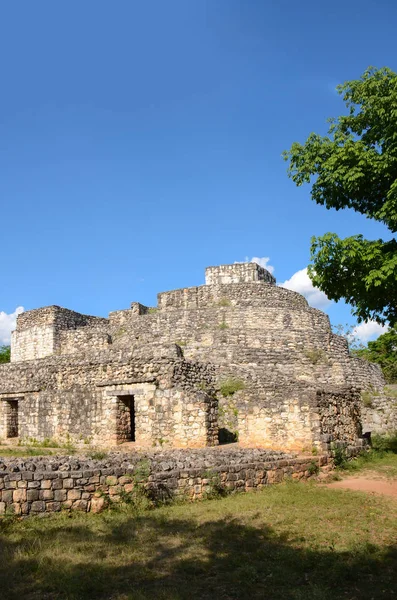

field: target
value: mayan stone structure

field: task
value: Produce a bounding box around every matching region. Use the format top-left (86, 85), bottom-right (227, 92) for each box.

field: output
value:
top-left (0, 262), bottom-right (393, 452)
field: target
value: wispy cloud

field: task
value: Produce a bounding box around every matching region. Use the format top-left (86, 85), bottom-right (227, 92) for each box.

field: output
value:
top-left (279, 268), bottom-right (330, 309)
top-left (0, 307), bottom-right (24, 344)
top-left (351, 321), bottom-right (389, 343)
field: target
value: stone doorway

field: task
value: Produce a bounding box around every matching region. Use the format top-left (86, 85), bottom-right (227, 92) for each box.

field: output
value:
top-left (5, 400), bottom-right (19, 438)
top-left (116, 395), bottom-right (135, 442)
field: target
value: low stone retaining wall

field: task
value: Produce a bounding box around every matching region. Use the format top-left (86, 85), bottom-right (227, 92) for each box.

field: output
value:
top-left (0, 448), bottom-right (330, 517)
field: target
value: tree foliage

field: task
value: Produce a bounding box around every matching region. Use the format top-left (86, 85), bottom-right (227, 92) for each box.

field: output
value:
top-left (284, 66), bottom-right (397, 326)
top-left (0, 345), bottom-right (10, 364)
top-left (355, 328), bottom-right (397, 383)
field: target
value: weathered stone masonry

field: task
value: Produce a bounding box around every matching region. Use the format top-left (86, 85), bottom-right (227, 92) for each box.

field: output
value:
top-left (0, 449), bottom-right (331, 517)
top-left (0, 262), bottom-right (394, 451)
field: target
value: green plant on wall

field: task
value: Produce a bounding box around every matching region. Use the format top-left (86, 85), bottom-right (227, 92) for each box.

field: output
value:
top-left (217, 298), bottom-right (231, 307)
top-left (361, 391), bottom-right (374, 408)
top-left (304, 349), bottom-right (327, 365)
top-left (219, 378), bottom-right (245, 397)
top-left (307, 460), bottom-right (320, 476)
top-left (113, 327), bottom-right (127, 339)
top-left (201, 469), bottom-right (227, 499)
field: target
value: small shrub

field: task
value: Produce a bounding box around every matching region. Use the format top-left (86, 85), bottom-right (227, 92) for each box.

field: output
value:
top-left (371, 433), bottom-right (397, 454)
top-left (154, 438), bottom-right (168, 447)
top-left (217, 298), bottom-right (231, 307)
top-left (331, 443), bottom-right (348, 468)
top-left (304, 348), bottom-right (327, 364)
top-left (113, 327), bottom-right (127, 339)
top-left (89, 451), bottom-right (108, 460)
top-left (361, 391), bottom-right (373, 408)
top-left (308, 460), bottom-right (319, 476)
top-left (201, 469), bottom-right (228, 499)
top-left (133, 458), bottom-right (151, 482)
top-left (22, 437), bottom-right (61, 448)
top-left (219, 378), bottom-right (245, 397)
top-left (148, 307), bottom-right (158, 314)
top-left (61, 434), bottom-right (76, 454)
top-left (42, 438), bottom-right (61, 448)
top-left (384, 385), bottom-right (397, 398)
top-left (219, 321), bottom-right (229, 330)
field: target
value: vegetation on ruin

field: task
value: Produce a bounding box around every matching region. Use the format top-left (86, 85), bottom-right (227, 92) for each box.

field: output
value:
top-left (284, 66), bottom-right (397, 327)
top-left (303, 348), bottom-right (328, 364)
top-left (355, 327), bottom-right (397, 383)
top-left (0, 345), bottom-right (10, 364)
top-left (219, 378), bottom-right (245, 397)
top-left (217, 297), bottom-right (231, 307)
top-left (361, 390), bottom-right (374, 407)
top-left (1, 456), bottom-right (397, 600)
top-left (331, 434), bottom-right (397, 474)
top-left (16, 436), bottom-right (77, 454)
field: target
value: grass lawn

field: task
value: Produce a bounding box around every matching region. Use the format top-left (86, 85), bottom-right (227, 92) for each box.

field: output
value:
top-left (1, 460), bottom-right (397, 600)
top-left (339, 449), bottom-right (397, 478)
top-left (0, 447), bottom-right (55, 457)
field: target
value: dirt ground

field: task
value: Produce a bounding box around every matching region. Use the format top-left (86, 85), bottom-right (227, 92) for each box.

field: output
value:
top-left (327, 471), bottom-right (397, 498)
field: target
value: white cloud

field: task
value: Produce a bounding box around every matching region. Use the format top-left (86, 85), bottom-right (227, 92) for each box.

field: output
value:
top-left (0, 307), bottom-right (24, 344)
top-left (351, 321), bottom-right (389, 343)
top-left (280, 268), bottom-right (330, 309)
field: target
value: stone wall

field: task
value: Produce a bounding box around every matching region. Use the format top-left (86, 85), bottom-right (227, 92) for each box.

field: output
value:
top-left (156, 282), bottom-right (307, 311)
top-left (315, 388), bottom-right (362, 446)
top-left (205, 262), bottom-right (276, 285)
top-left (12, 306), bottom-right (108, 362)
top-left (0, 345), bottom-right (218, 448)
top-left (57, 328), bottom-right (111, 356)
top-left (0, 448), bottom-right (330, 517)
top-left (361, 392), bottom-right (397, 435)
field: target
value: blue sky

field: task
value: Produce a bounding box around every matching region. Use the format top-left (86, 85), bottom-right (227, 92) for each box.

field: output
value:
top-left (1, 0), bottom-right (395, 343)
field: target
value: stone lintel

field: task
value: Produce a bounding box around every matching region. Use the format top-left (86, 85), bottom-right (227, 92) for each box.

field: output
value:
top-left (105, 389), bottom-right (145, 396)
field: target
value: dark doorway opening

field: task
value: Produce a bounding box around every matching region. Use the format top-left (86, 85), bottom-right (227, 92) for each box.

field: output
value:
top-left (218, 428), bottom-right (238, 445)
top-left (117, 395), bottom-right (135, 442)
top-left (6, 400), bottom-right (18, 438)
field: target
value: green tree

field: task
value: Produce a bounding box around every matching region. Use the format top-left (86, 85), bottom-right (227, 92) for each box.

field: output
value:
top-left (284, 66), bottom-right (397, 326)
top-left (355, 328), bottom-right (397, 383)
top-left (0, 345), bottom-right (11, 364)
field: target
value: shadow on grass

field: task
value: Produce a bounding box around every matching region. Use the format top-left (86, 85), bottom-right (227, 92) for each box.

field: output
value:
top-left (0, 512), bottom-right (396, 600)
